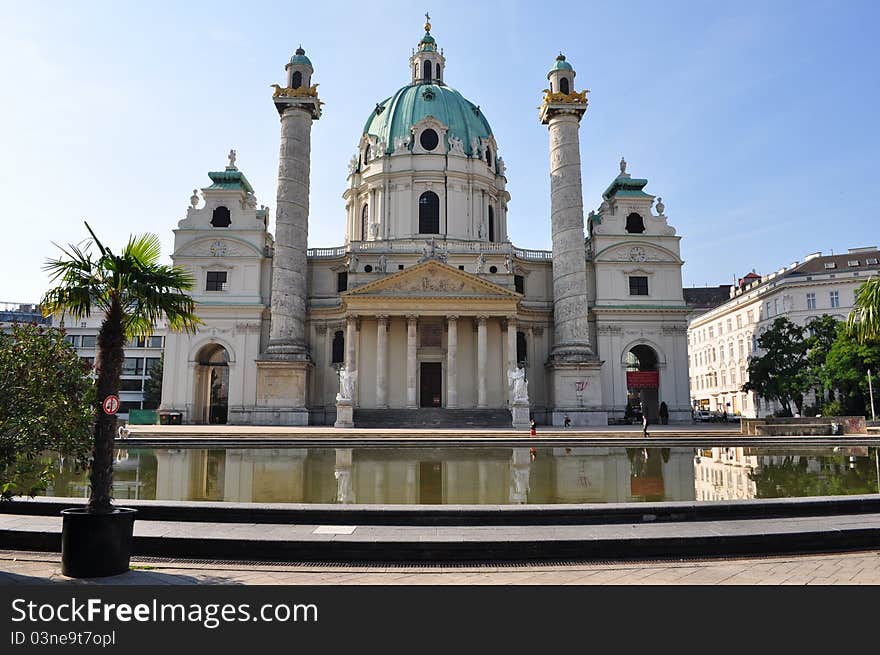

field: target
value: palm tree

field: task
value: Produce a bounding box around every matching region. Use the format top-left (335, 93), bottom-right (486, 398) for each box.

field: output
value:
top-left (42, 222), bottom-right (201, 513)
top-left (848, 276), bottom-right (880, 343)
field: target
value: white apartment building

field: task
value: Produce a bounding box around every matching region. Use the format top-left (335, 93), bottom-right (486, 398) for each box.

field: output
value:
top-left (688, 247), bottom-right (880, 417)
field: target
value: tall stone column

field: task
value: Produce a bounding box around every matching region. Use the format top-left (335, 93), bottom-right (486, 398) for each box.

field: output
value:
top-left (447, 316), bottom-right (458, 409)
top-left (477, 315), bottom-right (488, 408)
top-left (255, 50), bottom-right (322, 426)
top-left (375, 315), bottom-right (388, 408)
top-left (406, 315), bottom-right (418, 408)
top-left (539, 54), bottom-right (605, 426)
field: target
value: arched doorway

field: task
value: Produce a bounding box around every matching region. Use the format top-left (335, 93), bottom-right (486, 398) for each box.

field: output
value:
top-left (194, 343), bottom-right (229, 424)
top-left (625, 345), bottom-right (660, 423)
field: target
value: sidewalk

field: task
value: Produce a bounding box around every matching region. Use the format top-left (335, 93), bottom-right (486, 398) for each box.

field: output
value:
top-left (2, 549), bottom-right (878, 585)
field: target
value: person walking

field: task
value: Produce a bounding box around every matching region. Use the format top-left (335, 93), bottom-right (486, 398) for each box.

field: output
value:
top-left (563, 415), bottom-right (571, 429)
top-left (530, 418), bottom-right (537, 436)
top-left (642, 413), bottom-right (649, 438)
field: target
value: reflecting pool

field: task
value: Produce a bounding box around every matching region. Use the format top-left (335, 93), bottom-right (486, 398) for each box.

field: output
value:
top-left (39, 445), bottom-right (879, 505)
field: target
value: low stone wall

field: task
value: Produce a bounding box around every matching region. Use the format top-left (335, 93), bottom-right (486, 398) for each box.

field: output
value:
top-left (741, 416), bottom-right (867, 436)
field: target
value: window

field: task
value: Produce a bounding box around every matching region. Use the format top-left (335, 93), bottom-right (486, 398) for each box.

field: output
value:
top-left (361, 205), bottom-right (369, 239)
top-left (736, 314), bottom-right (742, 329)
top-left (81, 335), bottom-right (97, 348)
top-left (145, 357), bottom-right (161, 373)
top-left (717, 322), bottom-right (723, 335)
top-left (738, 340), bottom-right (744, 359)
top-left (747, 310), bottom-right (754, 323)
top-left (516, 331), bottom-right (527, 364)
top-left (64, 335), bottom-right (80, 347)
top-left (560, 77), bottom-right (570, 94)
top-left (487, 205), bottom-right (495, 242)
top-left (489, 265), bottom-right (498, 274)
top-left (708, 326), bottom-right (714, 338)
top-left (119, 378), bottom-right (143, 392)
top-left (419, 128), bottom-right (439, 151)
top-left (830, 290), bottom-right (840, 308)
top-left (436, 65), bottom-right (441, 81)
top-left (363, 143), bottom-right (371, 163)
top-left (806, 293), bottom-right (816, 310)
top-left (206, 271), bottom-right (228, 291)
top-left (766, 302), bottom-right (772, 317)
top-left (514, 274), bottom-right (524, 294)
top-left (291, 70), bottom-right (302, 89)
top-left (773, 299), bottom-right (779, 315)
top-left (824, 262), bottom-right (836, 269)
top-left (418, 191), bottom-right (440, 234)
top-left (331, 331), bottom-right (344, 364)
top-left (148, 336), bottom-right (162, 348)
top-left (625, 213), bottom-right (645, 234)
top-left (752, 334), bottom-right (758, 352)
top-left (422, 59), bottom-right (432, 81)
top-left (122, 357), bottom-right (144, 376)
top-left (721, 370), bottom-right (727, 386)
top-left (867, 258), bottom-right (879, 265)
top-left (719, 344), bottom-right (725, 362)
top-left (80, 356), bottom-right (94, 368)
top-left (485, 146), bottom-right (492, 165)
top-left (726, 318), bottom-right (732, 332)
top-left (211, 206), bottom-right (231, 228)
top-left (363, 264), bottom-right (373, 273)
top-left (848, 260), bottom-right (860, 267)
top-left (629, 276), bottom-right (649, 295)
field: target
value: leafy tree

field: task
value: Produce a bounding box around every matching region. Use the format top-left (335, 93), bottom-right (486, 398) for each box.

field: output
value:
top-left (742, 317), bottom-right (810, 415)
top-left (848, 276), bottom-right (880, 343)
top-left (41, 223), bottom-right (201, 513)
top-left (0, 323), bottom-right (94, 500)
top-left (819, 334), bottom-right (880, 416)
top-left (143, 354), bottom-right (163, 410)
top-left (804, 315), bottom-right (844, 406)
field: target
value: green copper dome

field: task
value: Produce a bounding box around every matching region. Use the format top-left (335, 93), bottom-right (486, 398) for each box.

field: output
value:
top-left (363, 83), bottom-right (493, 156)
top-left (289, 46), bottom-right (312, 67)
top-left (549, 54), bottom-right (573, 73)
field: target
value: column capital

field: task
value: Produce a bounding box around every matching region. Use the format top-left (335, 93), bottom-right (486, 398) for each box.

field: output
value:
top-left (376, 314), bottom-right (390, 325)
top-left (447, 315), bottom-right (459, 323)
top-left (476, 315), bottom-right (489, 325)
top-left (406, 314), bottom-right (419, 324)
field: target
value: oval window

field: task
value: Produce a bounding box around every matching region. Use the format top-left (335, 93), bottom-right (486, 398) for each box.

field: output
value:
top-left (420, 129), bottom-right (439, 151)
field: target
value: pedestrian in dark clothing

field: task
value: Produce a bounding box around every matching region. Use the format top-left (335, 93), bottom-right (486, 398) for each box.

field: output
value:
top-left (642, 414), bottom-right (649, 438)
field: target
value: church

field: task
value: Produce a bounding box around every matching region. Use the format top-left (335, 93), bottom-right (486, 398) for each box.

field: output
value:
top-left (159, 18), bottom-right (691, 427)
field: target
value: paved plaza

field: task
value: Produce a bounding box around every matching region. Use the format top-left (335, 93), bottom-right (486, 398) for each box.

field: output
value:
top-left (2, 549), bottom-right (879, 585)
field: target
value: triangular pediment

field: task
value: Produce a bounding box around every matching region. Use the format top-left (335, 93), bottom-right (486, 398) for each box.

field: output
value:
top-left (344, 260), bottom-right (520, 299)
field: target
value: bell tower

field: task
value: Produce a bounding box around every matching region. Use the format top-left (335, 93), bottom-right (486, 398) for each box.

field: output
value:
top-left (539, 53), bottom-right (606, 426)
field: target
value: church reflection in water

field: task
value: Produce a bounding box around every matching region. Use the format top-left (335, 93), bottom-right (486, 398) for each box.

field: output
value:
top-left (43, 446), bottom-right (877, 505)
top-left (109, 446), bottom-right (696, 505)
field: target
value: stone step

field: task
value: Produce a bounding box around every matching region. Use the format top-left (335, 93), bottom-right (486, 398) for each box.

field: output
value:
top-left (354, 408), bottom-right (512, 429)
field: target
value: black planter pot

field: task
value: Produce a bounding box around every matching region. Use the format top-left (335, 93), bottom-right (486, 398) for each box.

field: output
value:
top-left (61, 507), bottom-right (137, 578)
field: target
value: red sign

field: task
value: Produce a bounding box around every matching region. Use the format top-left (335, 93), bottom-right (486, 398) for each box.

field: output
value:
top-left (102, 395), bottom-right (120, 415)
top-left (626, 371), bottom-right (659, 389)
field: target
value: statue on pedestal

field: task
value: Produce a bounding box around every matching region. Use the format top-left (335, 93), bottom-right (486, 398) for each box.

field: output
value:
top-left (336, 366), bottom-right (357, 403)
top-left (507, 367), bottom-right (529, 404)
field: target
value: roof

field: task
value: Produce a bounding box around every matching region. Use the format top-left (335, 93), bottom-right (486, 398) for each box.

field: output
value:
top-left (289, 46), bottom-right (312, 68)
top-left (207, 169), bottom-right (254, 194)
top-left (549, 54), bottom-right (573, 73)
top-left (602, 175), bottom-right (653, 200)
top-left (683, 286), bottom-right (731, 310)
top-left (787, 251), bottom-right (880, 277)
top-left (363, 83), bottom-right (493, 157)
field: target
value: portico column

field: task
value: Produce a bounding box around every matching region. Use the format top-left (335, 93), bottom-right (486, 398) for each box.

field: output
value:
top-left (477, 315), bottom-right (488, 408)
top-left (447, 316), bottom-right (458, 409)
top-left (345, 314), bottom-right (358, 405)
top-left (506, 316), bottom-right (517, 403)
top-left (376, 315), bottom-right (389, 408)
top-left (406, 315), bottom-right (418, 408)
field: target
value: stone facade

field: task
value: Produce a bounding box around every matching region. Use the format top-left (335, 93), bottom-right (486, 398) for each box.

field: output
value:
top-left (688, 248), bottom-right (880, 417)
top-left (160, 26), bottom-right (692, 427)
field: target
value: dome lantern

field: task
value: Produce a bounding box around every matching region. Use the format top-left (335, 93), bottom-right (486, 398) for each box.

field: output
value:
top-left (409, 13), bottom-right (446, 84)
top-left (547, 53), bottom-right (576, 95)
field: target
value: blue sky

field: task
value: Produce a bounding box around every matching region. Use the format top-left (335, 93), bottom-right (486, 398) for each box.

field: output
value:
top-left (1, 0), bottom-right (878, 301)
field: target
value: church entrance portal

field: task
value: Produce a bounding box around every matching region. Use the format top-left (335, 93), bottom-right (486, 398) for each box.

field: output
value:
top-left (625, 345), bottom-right (660, 423)
top-left (420, 362), bottom-right (442, 407)
top-left (194, 343), bottom-right (229, 424)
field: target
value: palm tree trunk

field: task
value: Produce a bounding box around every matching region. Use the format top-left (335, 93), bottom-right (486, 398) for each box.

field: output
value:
top-left (89, 299), bottom-right (125, 513)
